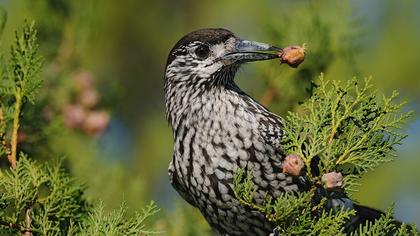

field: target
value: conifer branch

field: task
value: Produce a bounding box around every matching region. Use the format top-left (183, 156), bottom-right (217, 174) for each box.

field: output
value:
top-left (234, 75), bottom-right (415, 235)
top-left (1, 20), bottom-right (43, 169)
top-left (281, 75), bottom-right (412, 189)
top-left (0, 20), bottom-right (159, 235)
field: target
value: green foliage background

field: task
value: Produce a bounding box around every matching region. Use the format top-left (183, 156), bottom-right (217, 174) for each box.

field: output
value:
top-left (0, 0), bottom-right (419, 235)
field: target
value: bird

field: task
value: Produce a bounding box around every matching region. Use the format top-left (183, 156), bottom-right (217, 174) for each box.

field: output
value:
top-left (164, 28), bottom-right (289, 235)
top-left (163, 28), bottom-right (401, 236)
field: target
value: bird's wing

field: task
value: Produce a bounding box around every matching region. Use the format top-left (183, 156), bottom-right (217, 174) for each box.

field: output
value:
top-left (240, 94), bottom-right (284, 151)
top-left (239, 92), bottom-right (284, 151)
top-left (257, 112), bottom-right (284, 151)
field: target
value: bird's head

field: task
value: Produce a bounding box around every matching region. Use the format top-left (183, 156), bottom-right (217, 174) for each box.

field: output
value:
top-left (164, 28), bottom-right (281, 129)
top-left (164, 28), bottom-right (280, 86)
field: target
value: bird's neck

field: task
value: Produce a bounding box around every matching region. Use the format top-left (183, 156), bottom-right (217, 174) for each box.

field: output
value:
top-left (164, 68), bottom-right (240, 136)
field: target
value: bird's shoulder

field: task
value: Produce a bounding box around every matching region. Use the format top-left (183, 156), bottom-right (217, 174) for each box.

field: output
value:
top-left (255, 108), bottom-right (284, 150)
top-left (233, 90), bottom-right (284, 150)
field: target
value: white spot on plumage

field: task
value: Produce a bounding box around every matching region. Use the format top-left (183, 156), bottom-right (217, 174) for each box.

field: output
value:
top-left (215, 169), bottom-right (226, 180)
top-left (218, 183), bottom-right (228, 195)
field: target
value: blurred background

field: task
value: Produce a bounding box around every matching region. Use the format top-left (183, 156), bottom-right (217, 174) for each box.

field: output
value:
top-left (0, 0), bottom-right (419, 234)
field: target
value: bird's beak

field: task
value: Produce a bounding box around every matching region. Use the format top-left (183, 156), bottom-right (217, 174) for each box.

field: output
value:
top-left (220, 39), bottom-right (281, 65)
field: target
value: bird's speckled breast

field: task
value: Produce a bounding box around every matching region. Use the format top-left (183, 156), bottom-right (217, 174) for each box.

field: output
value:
top-left (168, 87), bottom-right (296, 236)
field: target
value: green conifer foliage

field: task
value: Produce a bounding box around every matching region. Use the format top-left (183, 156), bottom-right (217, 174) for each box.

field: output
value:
top-left (234, 75), bottom-right (417, 235)
top-left (282, 75), bottom-right (411, 191)
top-left (0, 21), bottom-right (158, 236)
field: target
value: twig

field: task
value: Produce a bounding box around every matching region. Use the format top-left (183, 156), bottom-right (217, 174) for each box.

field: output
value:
top-left (22, 206), bottom-right (33, 236)
top-left (0, 219), bottom-right (31, 234)
top-left (8, 90), bottom-right (22, 169)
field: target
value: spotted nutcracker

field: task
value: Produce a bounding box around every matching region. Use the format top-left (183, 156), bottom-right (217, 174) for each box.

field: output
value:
top-left (163, 28), bottom-right (386, 236)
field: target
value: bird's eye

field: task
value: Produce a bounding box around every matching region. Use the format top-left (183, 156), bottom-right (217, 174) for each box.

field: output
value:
top-left (194, 45), bottom-right (210, 59)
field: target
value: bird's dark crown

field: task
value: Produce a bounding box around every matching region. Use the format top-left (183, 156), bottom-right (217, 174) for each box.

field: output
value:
top-left (166, 28), bottom-right (235, 66)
